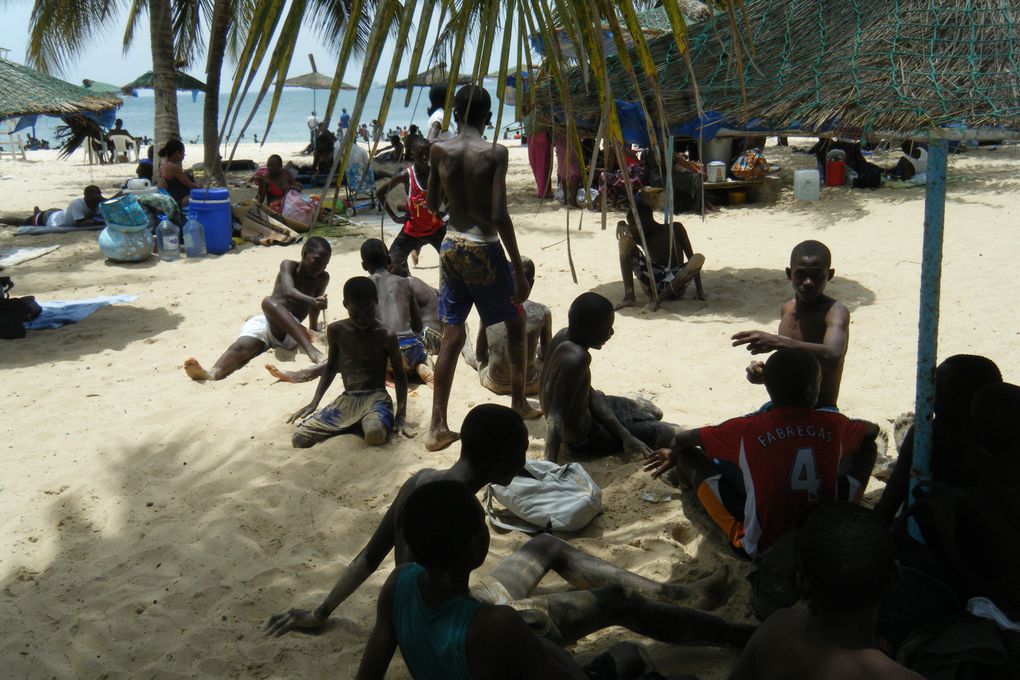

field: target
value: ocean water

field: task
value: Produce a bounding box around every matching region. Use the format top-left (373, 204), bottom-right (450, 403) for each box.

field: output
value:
top-left (29, 81), bottom-right (517, 147)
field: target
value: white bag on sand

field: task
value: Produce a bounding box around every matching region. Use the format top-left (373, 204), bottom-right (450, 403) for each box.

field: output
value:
top-left (486, 459), bottom-right (603, 533)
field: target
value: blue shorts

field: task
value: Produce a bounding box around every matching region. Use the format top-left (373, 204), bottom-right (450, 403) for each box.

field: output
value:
top-left (397, 331), bottom-right (427, 369)
top-left (438, 235), bottom-right (521, 327)
top-left (295, 389), bottom-right (394, 444)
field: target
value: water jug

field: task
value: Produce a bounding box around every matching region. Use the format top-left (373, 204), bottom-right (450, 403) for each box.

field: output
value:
top-left (183, 214), bottom-right (207, 258)
top-left (794, 169), bottom-right (821, 201)
top-left (156, 216), bottom-right (180, 261)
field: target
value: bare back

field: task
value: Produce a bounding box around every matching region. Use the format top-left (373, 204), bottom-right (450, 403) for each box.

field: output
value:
top-left (370, 271), bottom-right (416, 334)
top-left (408, 277), bottom-right (439, 328)
top-left (430, 136), bottom-right (507, 239)
top-left (778, 296), bottom-right (849, 407)
top-left (540, 329), bottom-right (594, 444)
top-left (485, 300), bottom-right (550, 384)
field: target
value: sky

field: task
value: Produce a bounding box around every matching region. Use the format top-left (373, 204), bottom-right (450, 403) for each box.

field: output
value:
top-left (0, 2), bottom-right (502, 91)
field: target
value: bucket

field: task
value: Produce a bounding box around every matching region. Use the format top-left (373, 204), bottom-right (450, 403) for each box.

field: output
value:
top-left (189, 188), bottom-right (232, 254)
top-left (794, 169), bottom-right (820, 200)
top-left (825, 160), bottom-right (846, 187)
top-left (707, 161), bottom-right (727, 183)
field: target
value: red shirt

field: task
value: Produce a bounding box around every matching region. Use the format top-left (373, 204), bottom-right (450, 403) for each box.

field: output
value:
top-left (403, 167), bottom-right (445, 238)
top-left (699, 406), bottom-right (870, 555)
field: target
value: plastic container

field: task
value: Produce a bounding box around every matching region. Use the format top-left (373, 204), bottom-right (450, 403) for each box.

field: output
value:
top-left (189, 188), bottom-right (232, 255)
top-left (184, 214), bottom-right (207, 258)
top-left (99, 194), bottom-right (148, 227)
top-left (824, 159), bottom-right (846, 187)
top-left (703, 136), bottom-right (731, 164)
top-left (794, 168), bottom-right (821, 200)
top-left (98, 222), bottom-right (153, 262)
top-left (156, 216), bottom-right (180, 261)
top-left (706, 161), bottom-right (727, 183)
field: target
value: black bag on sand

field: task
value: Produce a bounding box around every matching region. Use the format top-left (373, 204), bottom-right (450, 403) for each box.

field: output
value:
top-left (0, 276), bottom-right (42, 339)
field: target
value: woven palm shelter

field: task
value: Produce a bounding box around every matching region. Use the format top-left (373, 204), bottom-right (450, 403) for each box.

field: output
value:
top-left (394, 62), bottom-right (473, 89)
top-left (284, 72), bottom-right (355, 91)
top-left (122, 70), bottom-right (206, 93)
top-left (541, 0), bottom-right (1020, 138)
top-left (0, 58), bottom-right (121, 120)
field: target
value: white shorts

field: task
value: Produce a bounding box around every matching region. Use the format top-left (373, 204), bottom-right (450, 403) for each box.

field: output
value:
top-left (237, 315), bottom-right (298, 350)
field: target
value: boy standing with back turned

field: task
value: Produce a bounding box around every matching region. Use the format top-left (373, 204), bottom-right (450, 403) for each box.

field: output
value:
top-left (424, 85), bottom-right (539, 451)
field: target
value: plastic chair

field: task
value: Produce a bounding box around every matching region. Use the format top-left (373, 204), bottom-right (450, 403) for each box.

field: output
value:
top-left (343, 163), bottom-right (377, 215)
top-left (111, 135), bottom-right (138, 163)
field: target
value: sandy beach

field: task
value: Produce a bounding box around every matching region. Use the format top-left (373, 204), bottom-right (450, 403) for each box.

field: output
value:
top-left (2, 140), bottom-right (1019, 678)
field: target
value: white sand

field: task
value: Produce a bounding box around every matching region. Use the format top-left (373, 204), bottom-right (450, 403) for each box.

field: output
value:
top-left (1, 140), bottom-right (1019, 678)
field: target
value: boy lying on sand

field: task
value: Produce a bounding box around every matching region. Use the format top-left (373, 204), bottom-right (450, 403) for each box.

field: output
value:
top-left (184, 237), bottom-right (330, 381)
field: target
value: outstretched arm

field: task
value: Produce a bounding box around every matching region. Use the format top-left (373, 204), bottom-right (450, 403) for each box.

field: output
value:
top-left (288, 327), bottom-right (340, 422)
top-left (354, 569), bottom-right (400, 680)
top-left (589, 390), bottom-right (651, 459)
top-left (277, 261), bottom-right (326, 310)
top-left (426, 146), bottom-right (444, 214)
top-left (732, 305), bottom-right (849, 368)
top-left (376, 171), bottom-right (409, 223)
top-left (491, 147), bottom-right (529, 304)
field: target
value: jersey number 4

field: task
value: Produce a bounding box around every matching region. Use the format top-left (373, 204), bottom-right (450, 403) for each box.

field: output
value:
top-left (789, 447), bottom-right (821, 501)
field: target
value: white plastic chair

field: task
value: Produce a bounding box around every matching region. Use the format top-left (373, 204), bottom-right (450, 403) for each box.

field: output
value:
top-left (111, 135), bottom-right (138, 163)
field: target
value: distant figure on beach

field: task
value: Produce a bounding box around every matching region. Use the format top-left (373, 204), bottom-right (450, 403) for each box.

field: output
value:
top-left (616, 187), bottom-right (705, 310)
top-left (464, 256), bottom-right (551, 397)
top-left (541, 292), bottom-right (675, 462)
top-left (376, 136), bottom-right (446, 267)
top-left (729, 503), bottom-right (923, 680)
top-left (426, 84), bottom-right (454, 143)
top-left (732, 240), bottom-right (850, 410)
top-left (23, 185), bottom-right (106, 228)
top-left (157, 139), bottom-right (199, 210)
top-left (646, 349), bottom-right (879, 557)
top-left (105, 118), bottom-right (136, 160)
top-left (424, 85), bottom-right (538, 451)
top-left (339, 108), bottom-right (351, 137)
top-left (287, 276), bottom-right (408, 448)
top-left (307, 111), bottom-right (320, 149)
top-left (183, 238), bottom-right (331, 381)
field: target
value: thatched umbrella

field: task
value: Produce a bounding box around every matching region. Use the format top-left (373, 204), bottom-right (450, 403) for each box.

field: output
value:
top-left (0, 57), bottom-right (122, 120)
top-left (122, 70), bottom-right (206, 94)
top-left (394, 62), bottom-right (473, 89)
top-left (284, 71), bottom-right (355, 115)
top-left (82, 79), bottom-right (124, 95)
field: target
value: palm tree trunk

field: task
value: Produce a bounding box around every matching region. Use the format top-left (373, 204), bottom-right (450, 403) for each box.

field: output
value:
top-left (149, 0), bottom-right (180, 165)
top-left (202, 0), bottom-right (231, 186)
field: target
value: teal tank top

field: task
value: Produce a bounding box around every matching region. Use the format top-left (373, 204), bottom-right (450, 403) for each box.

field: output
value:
top-left (393, 563), bottom-right (482, 680)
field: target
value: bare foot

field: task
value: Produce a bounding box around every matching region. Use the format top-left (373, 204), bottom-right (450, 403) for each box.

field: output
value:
top-left (416, 364), bottom-right (435, 389)
top-left (184, 357), bottom-right (215, 381)
top-left (614, 296), bottom-right (639, 311)
top-left (513, 401), bottom-right (543, 420)
top-left (424, 427), bottom-right (460, 452)
top-left (411, 249), bottom-right (420, 266)
top-left (265, 364), bottom-right (297, 383)
top-left (690, 563), bottom-right (734, 610)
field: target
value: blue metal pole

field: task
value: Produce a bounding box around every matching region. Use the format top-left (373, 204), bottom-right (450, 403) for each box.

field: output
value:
top-left (664, 135), bottom-right (674, 255)
top-left (908, 137), bottom-right (949, 536)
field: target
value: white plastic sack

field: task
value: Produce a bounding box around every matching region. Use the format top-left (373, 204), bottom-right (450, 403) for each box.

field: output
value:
top-left (486, 459), bottom-right (603, 533)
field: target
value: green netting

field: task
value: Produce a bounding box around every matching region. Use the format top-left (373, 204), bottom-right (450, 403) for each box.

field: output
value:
top-left (539, 0), bottom-right (1020, 136)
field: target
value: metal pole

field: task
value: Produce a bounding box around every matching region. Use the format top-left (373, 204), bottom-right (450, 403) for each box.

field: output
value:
top-left (664, 135), bottom-right (675, 266)
top-left (908, 136), bottom-right (948, 538)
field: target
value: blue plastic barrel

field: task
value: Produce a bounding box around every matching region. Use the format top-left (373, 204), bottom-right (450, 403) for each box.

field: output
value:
top-left (189, 188), bottom-right (232, 254)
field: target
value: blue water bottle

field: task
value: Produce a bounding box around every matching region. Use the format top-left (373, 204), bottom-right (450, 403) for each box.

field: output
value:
top-left (183, 212), bottom-right (207, 258)
top-left (156, 216), bottom-right (180, 262)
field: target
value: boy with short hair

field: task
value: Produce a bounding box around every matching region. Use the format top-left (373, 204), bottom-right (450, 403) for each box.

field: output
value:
top-left (732, 240), bottom-right (850, 409)
top-left (729, 503), bottom-right (923, 680)
top-left (646, 348), bottom-right (879, 557)
top-left (464, 256), bottom-right (551, 396)
top-left (184, 237), bottom-right (330, 381)
top-left (288, 276), bottom-right (407, 448)
top-left (377, 136), bottom-right (446, 267)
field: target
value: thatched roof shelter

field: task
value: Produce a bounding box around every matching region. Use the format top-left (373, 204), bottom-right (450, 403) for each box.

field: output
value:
top-left (541, 0), bottom-right (1020, 138)
top-left (0, 58), bottom-right (121, 120)
top-left (284, 72), bottom-right (355, 91)
top-left (82, 79), bottom-right (123, 95)
top-left (122, 70), bottom-right (206, 93)
top-left (394, 62), bottom-right (473, 89)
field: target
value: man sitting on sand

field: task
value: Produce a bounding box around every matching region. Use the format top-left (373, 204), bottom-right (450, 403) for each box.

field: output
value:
top-left (353, 480), bottom-right (753, 680)
top-left (23, 185), bottom-right (106, 228)
top-left (377, 136), bottom-right (446, 267)
top-left (541, 292), bottom-right (676, 463)
top-left (392, 260), bottom-right (444, 356)
top-left (616, 187), bottom-right (705, 310)
top-left (463, 256), bottom-right (551, 396)
top-left (266, 405), bottom-right (747, 649)
top-left (424, 85), bottom-right (538, 451)
top-left (184, 237), bottom-right (330, 381)
top-left (732, 240), bottom-right (849, 410)
top-left (360, 239), bottom-right (433, 386)
top-left (729, 503), bottom-right (923, 680)
top-left (287, 276), bottom-right (407, 448)
top-left (646, 349), bottom-right (879, 557)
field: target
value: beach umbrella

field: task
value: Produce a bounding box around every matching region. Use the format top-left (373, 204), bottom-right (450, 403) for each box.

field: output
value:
top-left (0, 57), bottom-right (122, 121)
top-left (81, 79), bottom-right (123, 95)
top-left (284, 71), bottom-right (356, 114)
top-left (393, 62), bottom-right (473, 89)
top-left (122, 70), bottom-right (206, 94)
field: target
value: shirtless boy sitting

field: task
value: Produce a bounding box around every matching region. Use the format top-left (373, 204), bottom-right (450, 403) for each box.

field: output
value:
top-left (287, 276), bottom-right (407, 448)
top-left (541, 292), bottom-right (676, 463)
top-left (360, 239), bottom-right (433, 386)
top-left (355, 481), bottom-right (752, 680)
top-left (616, 186), bottom-right (705, 310)
top-left (184, 237), bottom-right (330, 381)
top-left (463, 256), bottom-right (551, 396)
top-left (266, 405), bottom-right (742, 646)
top-left (732, 240), bottom-right (849, 410)
top-left (646, 349), bottom-right (879, 557)
top-left (729, 503), bottom-right (923, 680)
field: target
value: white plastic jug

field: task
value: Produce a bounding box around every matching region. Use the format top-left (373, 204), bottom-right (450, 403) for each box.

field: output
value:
top-left (794, 169), bottom-right (821, 200)
top-left (707, 161), bottom-right (727, 183)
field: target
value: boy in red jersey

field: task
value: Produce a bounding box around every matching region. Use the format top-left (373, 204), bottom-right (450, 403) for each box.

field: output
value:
top-left (377, 136), bottom-right (446, 267)
top-left (646, 348), bottom-right (879, 556)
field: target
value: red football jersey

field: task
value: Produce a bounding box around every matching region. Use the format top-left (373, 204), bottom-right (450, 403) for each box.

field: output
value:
top-left (699, 406), bottom-right (870, 555)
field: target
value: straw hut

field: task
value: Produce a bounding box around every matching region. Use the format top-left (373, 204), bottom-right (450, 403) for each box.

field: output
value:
top-left (0, 58), bottom-right (122, 120)
top-left (394, 62), bottom-right (473, 89)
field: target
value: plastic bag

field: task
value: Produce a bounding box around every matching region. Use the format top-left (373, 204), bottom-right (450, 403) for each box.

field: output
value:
top-left (486, 459), bottom-right (603, 533)
top-left (731, 148), bottom-right (769, 180)
top-left (281, 190), bottom-right (320, 226)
